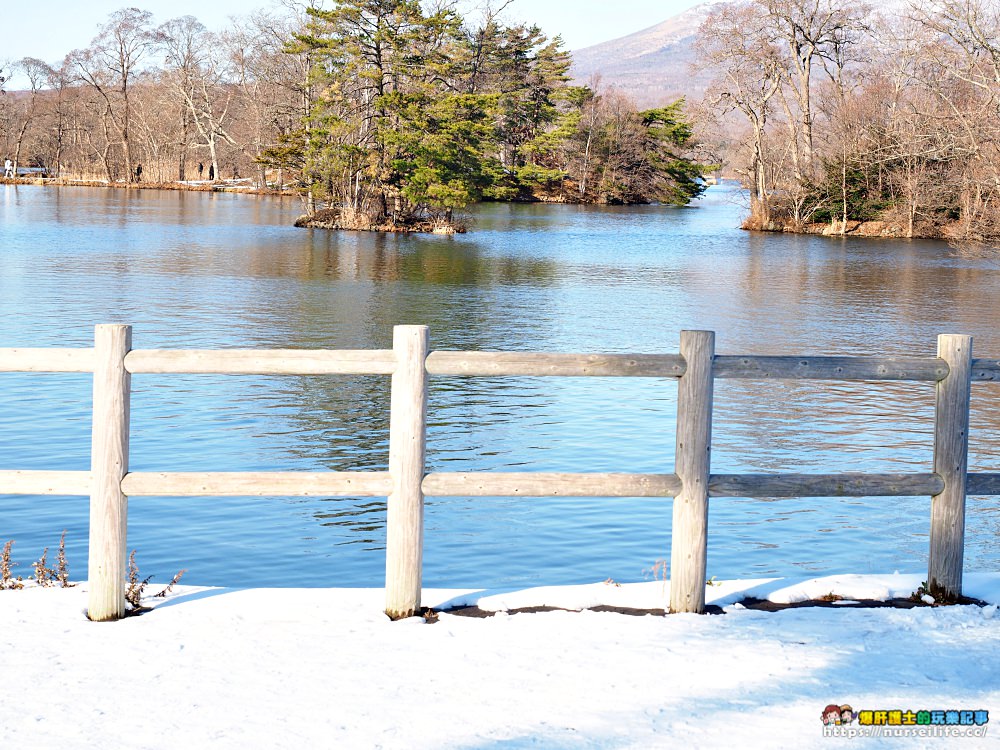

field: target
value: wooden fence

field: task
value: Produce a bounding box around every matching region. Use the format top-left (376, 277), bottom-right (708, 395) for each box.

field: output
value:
top-left (2, 324), bottom-right (999, 621)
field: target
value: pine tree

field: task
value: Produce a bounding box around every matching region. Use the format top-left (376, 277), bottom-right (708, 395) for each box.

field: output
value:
top-left (268, 1), bottom-right (707, 231)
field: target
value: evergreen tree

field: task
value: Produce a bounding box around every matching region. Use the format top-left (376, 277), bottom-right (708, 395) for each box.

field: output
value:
top-left (267, 1), bottom-right (708, 230)
top-left (637, 101), bottom-right (707, 205)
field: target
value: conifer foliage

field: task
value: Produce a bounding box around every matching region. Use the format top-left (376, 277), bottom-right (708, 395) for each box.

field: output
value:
top-left (272, 0), bottom-right (705, 230)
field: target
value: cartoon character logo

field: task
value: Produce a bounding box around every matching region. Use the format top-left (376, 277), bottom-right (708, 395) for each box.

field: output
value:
top-left (822, 704), bottom-right (842, 725)
top-left (840, 705), bottom-right (856, 725)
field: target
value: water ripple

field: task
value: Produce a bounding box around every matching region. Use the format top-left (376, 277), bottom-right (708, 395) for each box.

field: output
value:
top-left (1, 183), bottom-right (999, 587)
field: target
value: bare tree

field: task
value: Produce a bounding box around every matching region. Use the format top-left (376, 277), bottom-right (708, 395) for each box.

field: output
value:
top-left (223, 8), bottom-right (315, 189)
top-left (575, 76), bottom-right (604, 199)
top-left (907, 0), bottom-right (1000, 248)
top-left (69, 8), bottom-right (163, 182)
top-left (6, 58), bottom-right (54, 174)
top-left (159, 15), bottom-right (207, 180)
top-left (698, 3), bottom-right (786, 224)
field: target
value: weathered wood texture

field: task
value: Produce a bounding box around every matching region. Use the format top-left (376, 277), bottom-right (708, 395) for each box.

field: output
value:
top-left (87, 325), bottom-right (131, 622)
top-left (384, 326), bottom-right (430, 620)
top-left (423, 472), bottom-right (949, 499)
top-left (426, 353), bottom-right (954, 381)
top-left (929, 335), bottom-right (973, 601)
top-left (708, 473), bottom-right (944, 498)
top-left (670, 331), bottom-right (715, 615)
top-left (968, 474), bottom-right (1000, 495)
top-left (0, 348), bottom-right (95, 372)
top-left (124, 349), bottom-right (396, 375)
top-left (4, 347), bottom-right (995, 381)
top-left (0, 468), bottom-right (963, 500)
top-left (5, 326), bottom-right (1000, 619)
top-left (971, 359), bottom-right (1000, 381)
top-left (3, 346), bottom-right (990, 382)
top-left (422, 472), bottom-right (681, 497)
top-left (426, 351), bottom-right (685, 377)
top-left (713, 356), bottom-right (948, 381)
top-left (122, 472), bottom-right (392, 497)
top-left (0, 470), bottom-right (91, 495)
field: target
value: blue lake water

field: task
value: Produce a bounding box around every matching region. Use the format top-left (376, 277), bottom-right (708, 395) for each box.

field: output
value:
top-left (1, 183), bottom-right (999, 588)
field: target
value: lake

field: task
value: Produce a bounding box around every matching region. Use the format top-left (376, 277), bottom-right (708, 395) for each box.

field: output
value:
top-left (1, 183), bottom-right (999, 589)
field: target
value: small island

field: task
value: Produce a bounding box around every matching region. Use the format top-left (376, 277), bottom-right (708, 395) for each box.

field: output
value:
top-left (264, 3), bottom-right (708, 234)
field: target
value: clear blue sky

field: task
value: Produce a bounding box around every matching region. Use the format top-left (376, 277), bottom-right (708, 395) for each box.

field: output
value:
top-left (2, 0), bottom-right (704, 74)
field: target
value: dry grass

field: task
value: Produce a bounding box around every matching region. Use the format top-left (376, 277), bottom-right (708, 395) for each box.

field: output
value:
top-left (57, 532), bottom-right (71, 587)
top-left (125, 550), bottom-right (186, 615)
top-left (153, 569), bottom-right (187, 599)
top-left (32, 547), bottom-right (55, 586)
top-left (1, 540), bottom-right (24, 590)
top-left (3, 534), bottom-right (76, 590)
top-left (644, 559), bottom-right (669, 582)
top-left (4, 537), bottom-right (182, 612)
top-left (28, 532), bottom-right (74, 588)
top-left (125, 550), bottom-right (155, 611)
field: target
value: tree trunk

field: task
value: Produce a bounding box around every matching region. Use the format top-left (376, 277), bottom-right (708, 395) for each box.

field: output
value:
top-left (207, 133), bottom-right (219, 182)
top-left (123, 91), bottom-right (134, 185)
top-left (13, 123), bottom-right (28, 175)
top-left (580, 122), bottom-right (594, 198)
top-left (841, 152), bottom-right (848, 235)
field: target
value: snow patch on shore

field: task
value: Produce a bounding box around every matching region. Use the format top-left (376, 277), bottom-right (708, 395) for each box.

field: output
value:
top-left (3, 573), bottom-right (999, 749)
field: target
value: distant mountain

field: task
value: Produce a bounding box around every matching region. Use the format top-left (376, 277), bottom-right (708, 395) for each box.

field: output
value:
top-left (569, 1), bottom-right (731, 107)
top-left (570, 0), bottom-right (913, 107)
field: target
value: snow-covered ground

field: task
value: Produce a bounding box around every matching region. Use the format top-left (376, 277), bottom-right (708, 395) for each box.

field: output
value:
top-left (3, 573), bottom-right (999, 749)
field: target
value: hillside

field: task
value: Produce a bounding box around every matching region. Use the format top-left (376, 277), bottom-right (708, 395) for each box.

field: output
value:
top-left (569, 1), bottom-right (729, 107)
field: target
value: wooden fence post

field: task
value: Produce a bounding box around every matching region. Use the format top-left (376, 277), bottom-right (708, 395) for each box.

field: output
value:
top-left (87, 324), bottom-right (132, 622)
top-left (929, 333), bottom-right (972, 601)
top-left (670, 330), bottom-right (715, 614)
top-left (385, 325), bottom-right (429, 619)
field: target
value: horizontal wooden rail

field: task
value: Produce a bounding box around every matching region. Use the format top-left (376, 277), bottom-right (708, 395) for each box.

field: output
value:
top-left (968, 473), bottom-right (1000, 495)
top-left (121, 471), bottom-right (393, 496)
top-left (708, 473), bottom-right (944, 498)
top-left (422, 472), bottom-right (682, 497)
top-left (713, 356), bottom-right (948, 381)
top-left (6, 469), bottom-right (992, 500)
top-left (124, 349), bottom-right (396, 375)
top-left (0, 470), bottom-right (91, 494)
top-left (425, 351), bottom-right (686, 377)
top-left (4, 326), bottom-right (1000, 621)
top-left (971, 359), bottom-right (1000, 381)
top-left (0, 348), bottom-right (96, 372)
top-left (4, 347), bottom-right (1000, 382)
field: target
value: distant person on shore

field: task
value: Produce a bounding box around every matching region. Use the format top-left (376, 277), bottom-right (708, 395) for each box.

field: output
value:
top-left (135, 163), bottom-right (142, 182)
top-left (198, 162), bottom-right (204, 179)
top-left (3, 158), bottom-right (12, 178)
top-left (208, 164), bottom-right (214, 180)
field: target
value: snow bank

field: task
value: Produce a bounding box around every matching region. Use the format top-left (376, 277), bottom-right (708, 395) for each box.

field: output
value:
top-left (3, 574), bottom-right (998, 748)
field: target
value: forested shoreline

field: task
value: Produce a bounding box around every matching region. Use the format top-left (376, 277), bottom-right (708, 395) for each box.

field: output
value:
top-left (8, 0), bottom-right (996, 245)
top-left (695, 0), bottom-right (1000, 251)
top-left (0, 1), bottom-right (706, 233)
